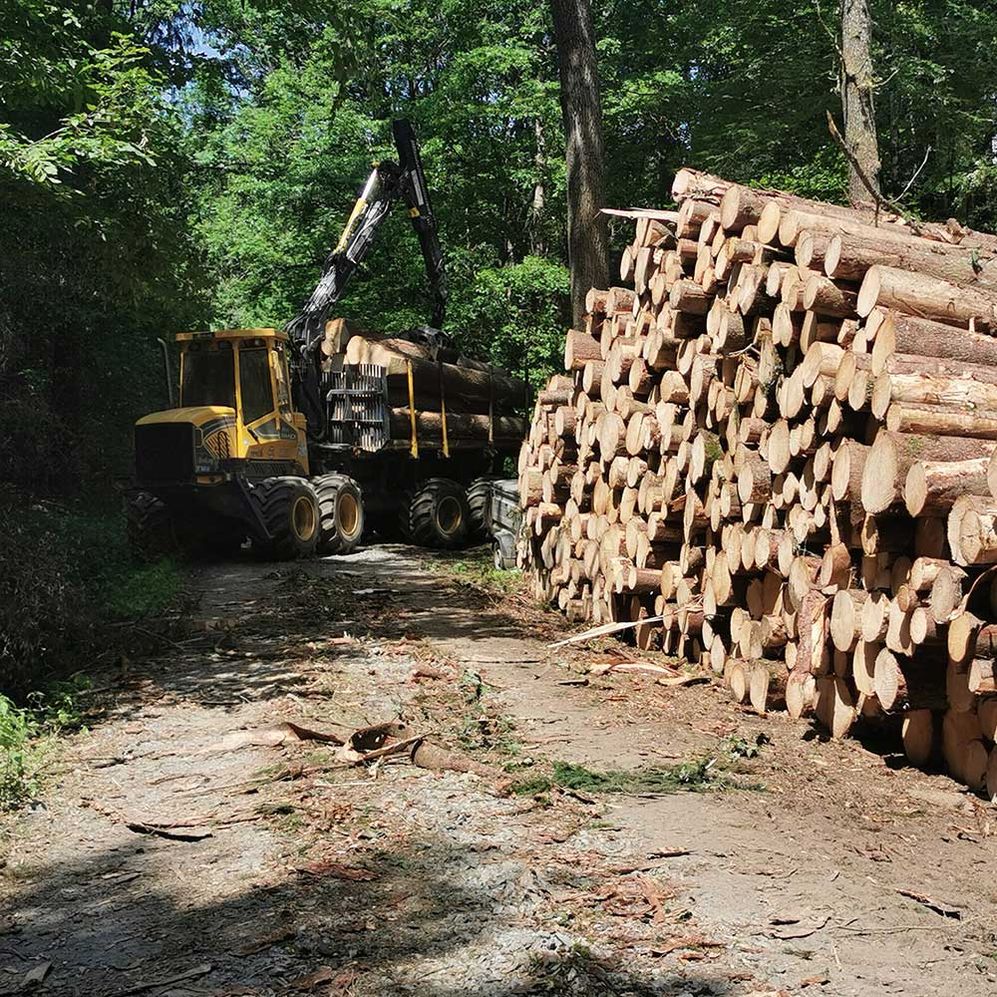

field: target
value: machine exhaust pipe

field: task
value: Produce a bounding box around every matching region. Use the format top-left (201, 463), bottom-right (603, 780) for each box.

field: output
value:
top-left (157, 337), bottom-right (175, 407)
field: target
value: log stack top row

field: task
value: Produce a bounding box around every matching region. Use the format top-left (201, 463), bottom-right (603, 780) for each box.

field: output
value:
top-left (520, 167), bottom-right (997, 798)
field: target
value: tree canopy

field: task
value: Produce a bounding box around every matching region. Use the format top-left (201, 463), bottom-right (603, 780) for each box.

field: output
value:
top-left (3, 0), bottom-right (997, 494)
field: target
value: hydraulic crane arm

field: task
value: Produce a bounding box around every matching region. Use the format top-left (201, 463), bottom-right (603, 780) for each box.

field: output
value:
top-left (285, 118), bottom-right (447, 354)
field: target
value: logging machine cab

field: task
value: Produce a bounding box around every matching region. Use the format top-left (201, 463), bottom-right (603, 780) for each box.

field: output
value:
top-left (135, 328), bottom-right (309, 488)
top-left (129, 327), bottom-right (327, 560)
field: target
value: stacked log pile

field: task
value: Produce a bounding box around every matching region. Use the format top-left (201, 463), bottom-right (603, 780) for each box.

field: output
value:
top-left (334, 332), bottom-right (529, 450)
top-left (518, 168), bottom-right (997, 796)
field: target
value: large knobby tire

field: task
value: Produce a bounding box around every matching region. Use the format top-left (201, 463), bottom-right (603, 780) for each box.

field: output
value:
top-left (396, 490), bottom-right (415, 542)
top-left (126, 492), bottom-right (176, 560)
top-left (313, 473), bottom-right (364, 555)
top-left (466, 477), bottom-right (494, 542)
top-left (250, 477), bottom-right (320, 561)
top-left (406, 478), bottom-right (471, 549)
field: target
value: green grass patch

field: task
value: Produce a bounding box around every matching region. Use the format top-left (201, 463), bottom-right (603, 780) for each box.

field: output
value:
top-left (0, 495), bottom-right (188, 809)
top-left (104, 557), bottom-right (184, 618)
top-left (424, 547), bottom-right (522, 594)
top-left (1, 498), bottom-right (187, 697)
top-left (513, 735), bottom-right (768, 798)
top-left (513, 759), bottom-right (726, 796)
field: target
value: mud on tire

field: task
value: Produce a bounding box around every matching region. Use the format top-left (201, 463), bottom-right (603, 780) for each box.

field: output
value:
top-left (250, 476), bottom-right (320, 561)
top-left (313, 473), bottom-right (364, 555)
top-left (405, 478), bottom-right (470, 549)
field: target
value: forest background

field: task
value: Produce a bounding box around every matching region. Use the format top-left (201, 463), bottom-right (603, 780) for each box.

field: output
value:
top-left (2, 0), bottom-right (997, 699)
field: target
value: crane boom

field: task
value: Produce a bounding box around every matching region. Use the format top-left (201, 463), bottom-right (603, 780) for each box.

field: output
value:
top-left (286, 118), bottom-right (447, 353)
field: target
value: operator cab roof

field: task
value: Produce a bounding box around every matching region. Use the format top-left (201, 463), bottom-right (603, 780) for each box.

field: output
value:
top-left (175, 328), bottom-right (288, 343)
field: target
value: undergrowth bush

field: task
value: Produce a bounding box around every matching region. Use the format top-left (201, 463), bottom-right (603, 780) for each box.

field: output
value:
top-left (0, 675), bottom-right (93, 809)
top-left (0, 493), bottom-right (184, 807)
top-left (0, 492), bottom-right (184, 697)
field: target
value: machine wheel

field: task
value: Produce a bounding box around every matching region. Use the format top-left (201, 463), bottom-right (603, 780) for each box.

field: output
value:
top-left (313, 474), bottom-right (365, 555)
top-left (125, 492), bottom-right (176, 560)
top-left (396, 490), bottom-right (415, 541)
top-left (466, 477), bottom-right (495, 542)
top-left (406, 478), bottom-right (470, 549)
top-left (491, 530), bottom-right (518, 570)
top-left (250, 477), bottom-right (320, 561)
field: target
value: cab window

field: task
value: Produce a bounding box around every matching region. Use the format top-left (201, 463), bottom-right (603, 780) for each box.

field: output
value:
top-left (182, 344), bottom-right (235, 409)
top-left (239, 348), bottom-right (274, 424)
top-left (273, 346), bottom-right (292, 412)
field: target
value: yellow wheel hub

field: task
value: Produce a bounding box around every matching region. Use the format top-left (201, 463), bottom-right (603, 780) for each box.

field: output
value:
top-left (338, 492), bottom-right (361, 540)
top-left (291, 495), bottom-right (317, 541)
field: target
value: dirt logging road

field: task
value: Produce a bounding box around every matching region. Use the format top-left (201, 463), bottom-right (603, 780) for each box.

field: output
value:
top-left (2, 546), bottom-right (996, 996)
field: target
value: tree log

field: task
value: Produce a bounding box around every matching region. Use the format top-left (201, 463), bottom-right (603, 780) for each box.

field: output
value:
top-left (826, 231), bottom-right (997, 285)
top-left (857, 265), bottom-right (997, 329)
top-left (903, 456), bottom-right (990, 517)
top-left (948, 494), bottom-right (997, 566)
top-left (346, 337), bottom-right (530, 413)
top-left (870, 311), bottom-right (997, 375)
top-left (861, 431), bottom-right (997, 514)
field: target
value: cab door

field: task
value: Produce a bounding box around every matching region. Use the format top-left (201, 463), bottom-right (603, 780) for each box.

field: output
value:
top-left (272, 342), bottom-right (310, 474)
top-left (237, 342), bottom-right (305, 474)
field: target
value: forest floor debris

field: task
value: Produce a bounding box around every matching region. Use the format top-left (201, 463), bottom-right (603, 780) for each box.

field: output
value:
top-left (1, 545), bottom-right (996, 995)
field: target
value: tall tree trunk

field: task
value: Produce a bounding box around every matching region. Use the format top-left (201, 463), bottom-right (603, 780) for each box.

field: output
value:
top-left (550, 0), bottom-right (609, 324)
top-left (840, 0), bottom-right (881, 205)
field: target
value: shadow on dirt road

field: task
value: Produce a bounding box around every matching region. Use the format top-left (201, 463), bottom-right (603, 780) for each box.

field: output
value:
top-left (2, 544), bottom-right (996, 996)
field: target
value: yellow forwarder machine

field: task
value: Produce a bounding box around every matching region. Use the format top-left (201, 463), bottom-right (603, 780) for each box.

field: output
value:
top-left (128, 120), bottom-right (522, 560)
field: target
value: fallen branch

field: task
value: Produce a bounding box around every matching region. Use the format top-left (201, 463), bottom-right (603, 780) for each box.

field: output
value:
top-left (895, 888), bottom-right (962, 919)
top-left (125, 822), bottom-right (213, 842)
top-left (550, 615), bottom-right (665, 648)
top-left (118, 963), bottom-right (212, 995)
top-left (825, 111), bottom-right (914, 223)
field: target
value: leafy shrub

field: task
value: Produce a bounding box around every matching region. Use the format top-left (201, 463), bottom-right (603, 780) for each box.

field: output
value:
top-left (0, 495), bottom-right (183, 697)
top-left (0, 676), bottom-right (93, 809)
top-left (0, 397), bottom-right (81, 495)
top-left (0, 694), bottom-right (40, 809)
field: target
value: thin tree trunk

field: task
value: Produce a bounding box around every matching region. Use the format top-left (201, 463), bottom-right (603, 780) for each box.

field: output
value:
top-left (530, 116), bottom-right (547, 256)
top-left (550, 0), bottom-right (609, 324)
top-left (840, 0), bottom-right (881, 205)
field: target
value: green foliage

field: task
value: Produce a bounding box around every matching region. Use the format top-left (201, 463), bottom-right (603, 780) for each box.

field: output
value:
top-left (1, 1), bottom-right (207, 499)
top-left (449, 255), bottom-right (569, 390)
top-left (425, 547), bottom-right (523, 595)
top-left (0, 497), bottom-right (184, 696)
top-left (514, 735), bottom-right (768, 796)
top-left (104, 557), bottom-right (183, 618)
top-left (29, 674), bottom-right (93, 732)
top-left (187, 0), bottom-right (568, 383)
top-left (0, 674), bottom-right (93, 809)
top-left (0, 34), bottom-right (160, 186)
top-left (0, 694), bottom-right (40, 809)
